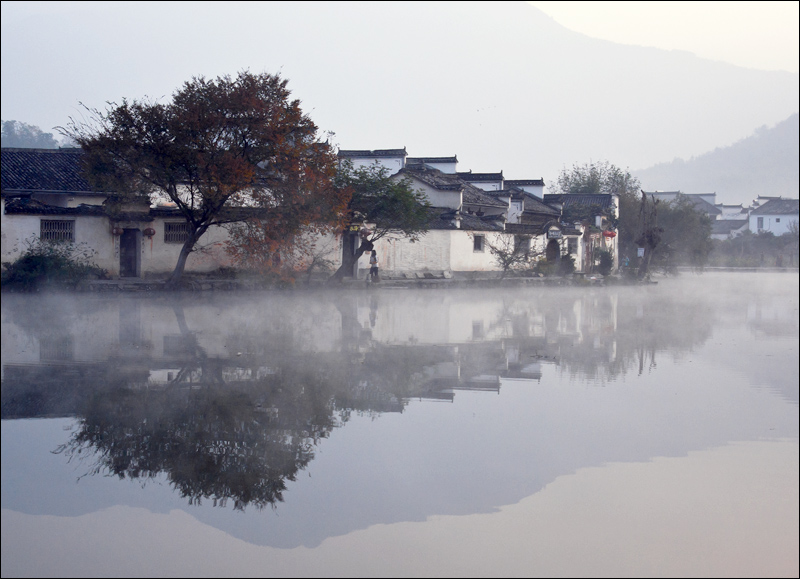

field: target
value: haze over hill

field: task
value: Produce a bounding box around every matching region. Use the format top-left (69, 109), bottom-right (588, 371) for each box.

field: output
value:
top-left (1, 2), bottom-right (797, 189)
top-left (633, 113), bottom-right (799, 206)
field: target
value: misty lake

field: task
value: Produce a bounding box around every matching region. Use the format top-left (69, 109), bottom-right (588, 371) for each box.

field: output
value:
top-left (1, 271), bottom-right (798, 578)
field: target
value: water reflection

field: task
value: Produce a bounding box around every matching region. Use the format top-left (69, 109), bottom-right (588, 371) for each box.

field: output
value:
top-left (1, 274), bottom-right (798, 517)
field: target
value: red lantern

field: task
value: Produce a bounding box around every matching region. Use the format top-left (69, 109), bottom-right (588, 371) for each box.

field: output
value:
top-left (143, 227), bottom-right (156, 238)
top-left (602, 230), bottom-right (617, 238)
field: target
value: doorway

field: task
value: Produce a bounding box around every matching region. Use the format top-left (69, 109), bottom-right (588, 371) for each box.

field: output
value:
top-left (546, 239), bottom-right (560, 262)
top-left (120, 229), bottom-right (140, 277)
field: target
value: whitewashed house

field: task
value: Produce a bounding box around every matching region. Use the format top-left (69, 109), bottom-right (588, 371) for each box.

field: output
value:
top-left (543, 193), bottom-right (618, 272)
top-left (338, 148), bottom-right (579, 277)
top-left (405, 156), bottom-right (458, 174)
top-left (3, 146), bottom-right (582, 281)
top-left (709, 203), bottom-right (750, 240)
top-left (748, 198), bottom-right (800, 236)
top-left (1, 148), bottom-right (233, 278)
top-left (337, 148), bottom-right (407, 175)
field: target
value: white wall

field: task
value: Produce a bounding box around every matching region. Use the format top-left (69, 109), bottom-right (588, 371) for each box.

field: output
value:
top-left (346, 156), bottom-right (405, 176)
top-left (0, 210), bottom-right (236, 277)
top-left (424, 161), bottom-right (457, 174)
top-left (513, 184), bottom-right (544, 198)
top-left (467, 181), bottom-right (503, 192)
top-left (749, 214), bottom-right (798, 236)
top-left (367, 230), bottom-right (451, 275)
top-left (506, 200), bottom-right (524, 224)
top-left (449, 231), bottom-right (505, 272)
top-left (400, 177), bottom-right (462, 209)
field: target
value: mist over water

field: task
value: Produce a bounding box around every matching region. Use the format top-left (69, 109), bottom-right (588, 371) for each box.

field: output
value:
top-left (2, 271), bottom-right (798, 577)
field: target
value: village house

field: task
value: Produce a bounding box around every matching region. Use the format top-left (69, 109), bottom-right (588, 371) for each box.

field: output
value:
top-left (543, 193), bottom-right (618, 272)
top-left (338, 148), bottom-right (594, 277)
top-left (2, 146), bottom-right (600, 281)
top-left (748, 197), bottom-right (800, 236)
top-left (1, 147), bottom-right (233, 278)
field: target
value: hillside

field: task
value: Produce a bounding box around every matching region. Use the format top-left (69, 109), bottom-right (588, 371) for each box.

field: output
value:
top-left (633, 114), bottom-right (799, 205)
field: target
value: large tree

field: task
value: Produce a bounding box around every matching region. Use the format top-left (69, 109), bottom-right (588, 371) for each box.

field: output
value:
top-left (2, 120), bottom-right (60, 148)
top-left (553, 160), bottom-right (641, 198)
top-left (329, 161), bottom-right (431, 281)
top-left (62, 71), bottom-right (346, 288)
top-left (552, 160), bottom-right (641, 270)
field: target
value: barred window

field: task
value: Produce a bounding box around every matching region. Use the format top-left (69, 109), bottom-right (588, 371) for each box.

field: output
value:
top-left (568, 237), bottom-right (578, 254)
top-left (40, 219), bottom-right (75, 242)
top-left (39, 335), bottom-right (74, 361)
top-left (164, 222), bottom-right (190, 243)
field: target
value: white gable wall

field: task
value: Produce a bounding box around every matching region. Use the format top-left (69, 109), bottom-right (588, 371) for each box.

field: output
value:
top-left (346, 156), bottom-right (405, 176)
top-left (400, 177), bottom-right (462, 210)
top-left (467, 181), bottom-right (503, 192)
top-left (423, 161), bottom-right (457, 174)
top-left (749, 213), bottom-right (798, 236)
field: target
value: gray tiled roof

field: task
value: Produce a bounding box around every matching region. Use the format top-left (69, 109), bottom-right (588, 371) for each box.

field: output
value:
top-left (711, 220), bottom-right (748, 234)
top-left (457, 171), bottom-right (503, 181)
top-left (406, 156), bottom-right (457, 164)
top-left (338, 148), bottom-right (407, 158)
top-left (1, 148), bottom-right (98, 194)
top-left (462, 185), bottom-right (508, 208)
top-left (680, 195), bottom-right (721, 215)
top-left (522, 194), bottom-right (560, 215)
top-left (505, 179), bottom-right (544, 187)
top-left (543, 193), bottom-right (614, 210)
top-left (3, 196), bottom-right (106, 216)
top-left (426, 207), bottom-right (504, 231)
top-left (399, 165), bottom-right (464, 190)
top-left (749, 198), bottom-right (799, 215)
top-left (402, 166), bottom-right (507, 207)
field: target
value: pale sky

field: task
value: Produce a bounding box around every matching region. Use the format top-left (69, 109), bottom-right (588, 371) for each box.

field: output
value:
top-left (528, 1), bottom-right (799, 73)
top-left (1, 1), bottom-right (798, 189)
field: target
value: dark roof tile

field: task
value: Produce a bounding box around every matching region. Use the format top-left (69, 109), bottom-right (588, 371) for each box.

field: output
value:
top-left (750, 198), bottom-right (799, 215)
top-left (338, 148), bottom-right (407, 158)
top-left (1, 148), bottom-right (95, 193)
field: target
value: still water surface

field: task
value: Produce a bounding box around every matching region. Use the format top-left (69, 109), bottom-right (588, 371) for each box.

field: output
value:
top-left (1, 272), bottom-right (798, 577)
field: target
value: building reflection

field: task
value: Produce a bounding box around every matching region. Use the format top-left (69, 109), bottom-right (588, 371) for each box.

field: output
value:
top-left (1, 286), bottom-right (723, 510)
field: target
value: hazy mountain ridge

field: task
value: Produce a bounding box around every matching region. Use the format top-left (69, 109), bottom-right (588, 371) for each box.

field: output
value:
top-left (1, 2), bottom-right (797, 189)
top-left (633, 113), bottom-right (799, 206)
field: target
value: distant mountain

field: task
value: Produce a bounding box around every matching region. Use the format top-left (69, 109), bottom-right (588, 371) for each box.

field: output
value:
top-left (633, 114), bottom-right (799, 206)
top-left (1, 2), bottom-right (798, 187)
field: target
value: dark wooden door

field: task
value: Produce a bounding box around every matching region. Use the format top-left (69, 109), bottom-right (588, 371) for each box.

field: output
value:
top-left (120, 229), bottom-right (139, 277)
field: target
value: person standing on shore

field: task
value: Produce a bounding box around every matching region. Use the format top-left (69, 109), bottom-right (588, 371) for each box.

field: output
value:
top-left (369, 250), bottom-right (379, 282)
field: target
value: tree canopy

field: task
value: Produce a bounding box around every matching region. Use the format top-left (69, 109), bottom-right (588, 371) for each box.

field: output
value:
top-left (552, 160), bottom-right (641, 198)
top-left (62, 71), bottom-right (346, 288)
top-left (2, 120), bottom-right (60, 148)
top-left (329, 161), bottom-right (431, 280)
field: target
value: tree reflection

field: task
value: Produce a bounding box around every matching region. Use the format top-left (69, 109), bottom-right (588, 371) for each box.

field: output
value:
top-left (54, 380), bottom-right (337, 510)
top-left (3, 286), bottom-right (724, 509)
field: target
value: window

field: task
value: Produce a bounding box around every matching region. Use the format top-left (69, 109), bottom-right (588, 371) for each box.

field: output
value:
top-left (40, 219), bottom-right (74, 242)
top-left (757, 217), bottom-right (764, 230)
top-left (39, 335), bottom-right (74, 361)
top-left (164, 222), bottom-right (190, 243)
top-left (163, 335), bottom-right (195, 356)
top-left (568, 237), bottom-right (578, 254)
top-left (473, 235), bottom-right (485, 252)
top-left (776, 218), bottom-right (780, 223)
top-left (514, 235), bottom-right (530, 255)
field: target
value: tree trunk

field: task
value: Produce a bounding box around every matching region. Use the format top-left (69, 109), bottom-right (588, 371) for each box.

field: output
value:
top-left (329, 235), bottom-right (373, 283)
top-left (637, 247), bottom-right (654, 280)
top-left (164, 225), bottom-right (207, 290)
